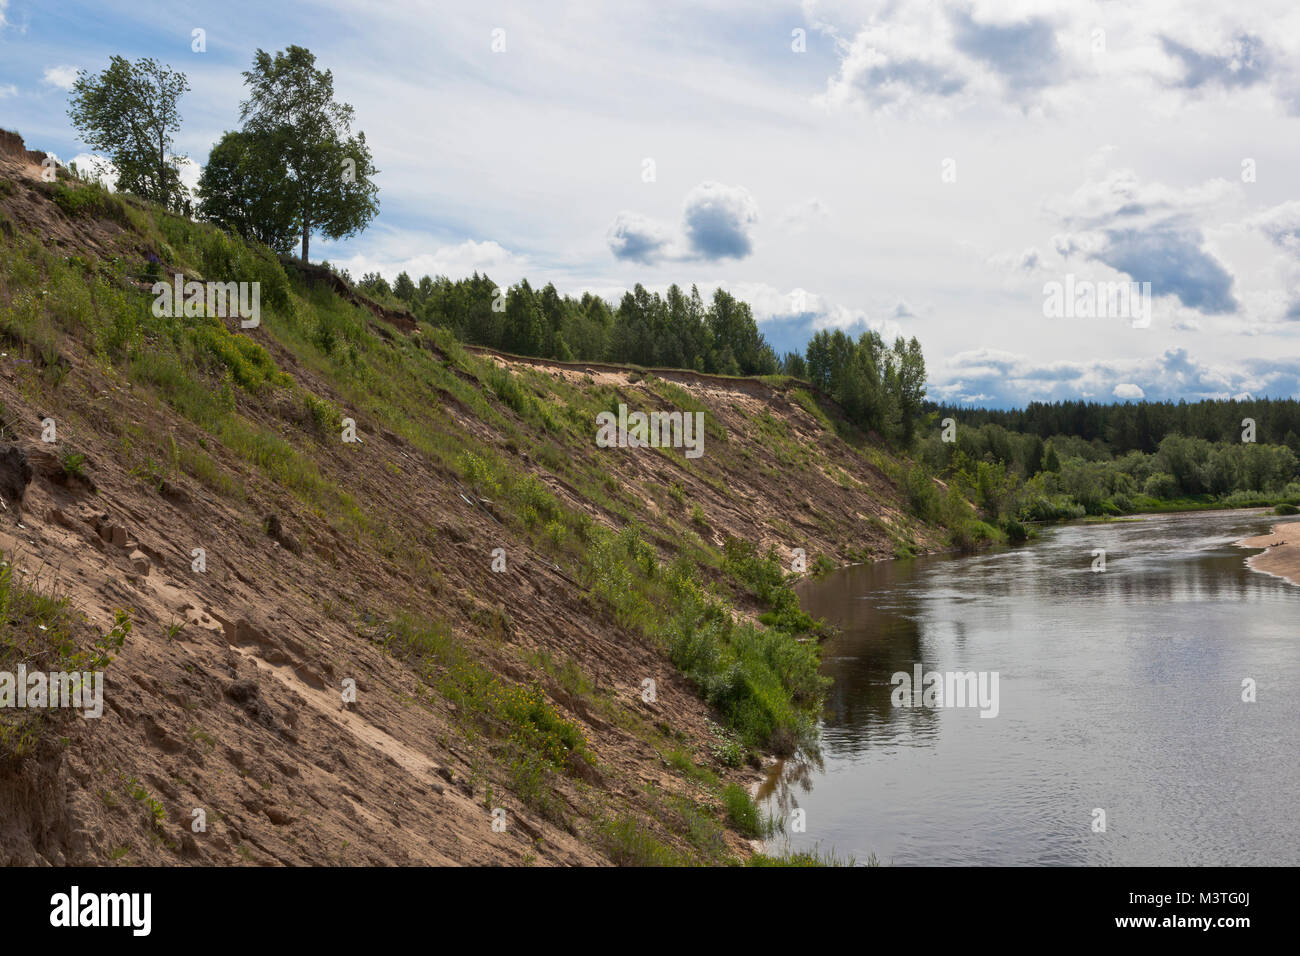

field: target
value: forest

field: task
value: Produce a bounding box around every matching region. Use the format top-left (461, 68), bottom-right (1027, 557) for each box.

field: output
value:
top-left (912, 402), bottom-right (1300, 538)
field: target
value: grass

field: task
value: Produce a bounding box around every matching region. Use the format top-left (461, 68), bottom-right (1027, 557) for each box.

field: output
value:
top-left (721, 782), bottom-right (765, 838)
top-left (0, 180), bottom-right (887, 863)
top-left (383, 613), bottom-right (590, 818)
top-left (747, 846), bottom-right (866, 867)
top-left (0, 553), bottom-right (131, 758)
top-left (595, 815), bottom-right (687, 866)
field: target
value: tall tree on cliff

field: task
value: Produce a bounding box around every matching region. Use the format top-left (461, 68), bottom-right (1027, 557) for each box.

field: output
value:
top-left (238, 46), bottom-right (379, 262)
top-left (67, 56), bottom-right (190, 210)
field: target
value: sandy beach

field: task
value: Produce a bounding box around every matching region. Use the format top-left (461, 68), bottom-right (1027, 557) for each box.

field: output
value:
top-left (1236, 518), bottom-right (1300, 587)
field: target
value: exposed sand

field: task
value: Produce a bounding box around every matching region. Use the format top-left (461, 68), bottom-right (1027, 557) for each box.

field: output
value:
top-left (1236, 518), bottom-right (1300, 587)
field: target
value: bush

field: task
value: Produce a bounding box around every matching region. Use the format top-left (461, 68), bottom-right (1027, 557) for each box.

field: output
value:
top-left (1001, 516), bottom-right (1029, 542)
top-left (904, 466), bottom-right (942, 522)
top-left (1143, 472), bottom-right (1180, 498)
top-left (721, 783), bottom-right (764, 838)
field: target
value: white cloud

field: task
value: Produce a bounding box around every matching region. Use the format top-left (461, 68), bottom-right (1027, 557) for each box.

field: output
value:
top-left (1045, 168), bottom-right (1241, 315)
top-left (810, 0), bottom-right (1300, 117)
top-left (606, 211), bottom-right (673, 264)
top-left (777, 198), bottom-right (829, 234)
top-left (70, 153), bottom-right (115, 186)
top-left (931, 346), bottom-right (1297, 406)
top-left (682, 181), bottom-right (759, 260)
top-left (608, 181), bottom-right (759, 263)
top-left (0, 84), bottom-right (17, 99)
top-left (324, 232), bottom-right (529, 288)
top-left (43, 65), bottom-right (79, 90)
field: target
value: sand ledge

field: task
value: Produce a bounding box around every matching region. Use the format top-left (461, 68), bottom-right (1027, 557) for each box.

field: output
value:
top-left (1236, 519), bottom-right (1300, 587)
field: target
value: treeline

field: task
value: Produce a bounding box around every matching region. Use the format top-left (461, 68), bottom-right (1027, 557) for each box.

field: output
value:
top-left (931, 398), bottom-right (1300, 455)
top-left (914, 419), bottom-right (1300, 527)
top-left (360, 273), bottom-right (779, 375)
top-left (349, 269), bottom-right (929, 446)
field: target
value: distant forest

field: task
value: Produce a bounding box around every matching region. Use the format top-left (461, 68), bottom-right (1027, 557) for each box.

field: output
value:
top-left (931, 398), bottom-right (1300, 455)
top-left (914, 398), bottom-right (1300, 532)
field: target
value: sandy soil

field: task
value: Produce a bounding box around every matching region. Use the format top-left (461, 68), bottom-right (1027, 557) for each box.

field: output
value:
top-left (1236, 518), bottom-right (1300, 587)
top-left (0, 135), bottom-right (943, 866)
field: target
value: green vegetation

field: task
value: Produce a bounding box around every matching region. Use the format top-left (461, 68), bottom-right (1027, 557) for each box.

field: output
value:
top-left (914, 399), bottom-right (1300, 523)
top-left (804, 328), bottom-right (927, 445)
top-left (585, 527), bottom-right (826, 754)
top-left (747, 846), bottom-right (866, 867)
top-left (43, 180), bottom-right (129, 225)
top-left (0, 553), bottom-right (131, 758)
top-left (0, 130), bottom-right (886, 864)
top-left (201, 45), bottom-right (379, 261)
top-left (720, 782), bottom-right (765, 838)
top-left (595, 815), bottom-right (687, 866)
top-left (66, 56), bottom-right (191, 209)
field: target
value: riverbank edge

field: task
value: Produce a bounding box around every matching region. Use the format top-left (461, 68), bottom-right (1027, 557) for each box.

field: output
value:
top-left (1235, 518), bottom-right (1300, 587)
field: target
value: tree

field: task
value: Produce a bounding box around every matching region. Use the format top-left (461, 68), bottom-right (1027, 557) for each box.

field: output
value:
top-left (68, 56), bottom-right (190, 209)
top-left (238, 46), bottom-right (379, 262)
top-left (1041, 441), bottom-right (1061, 473)
top-left (197, 131), bottom-right (298, 252)
top-left (888, 335), bottom-right (927, 446)
top-left (393, 271), bottom-right (416, 304)
top-left (782, 351), bottom-right (808, 379)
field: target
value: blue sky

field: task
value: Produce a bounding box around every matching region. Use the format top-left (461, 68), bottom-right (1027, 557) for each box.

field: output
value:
top-left (2, 0), bottom-right (1299, 408)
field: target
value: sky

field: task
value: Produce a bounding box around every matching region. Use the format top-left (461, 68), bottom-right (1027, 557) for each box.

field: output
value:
top-left (2, 0), bottom-right (1298, 408)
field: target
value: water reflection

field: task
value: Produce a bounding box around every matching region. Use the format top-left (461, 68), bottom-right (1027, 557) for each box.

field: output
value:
top-left (760, 509), bottom-right (1300, 866)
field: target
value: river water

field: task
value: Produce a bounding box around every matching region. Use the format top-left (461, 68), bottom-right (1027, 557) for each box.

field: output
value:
top-left (759, 509), bottom-right (1300, 865)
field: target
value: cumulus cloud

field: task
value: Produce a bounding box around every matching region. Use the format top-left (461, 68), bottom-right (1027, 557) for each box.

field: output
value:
top-left (726, 281), bottom-right (907, 348)
top-left (1158, 33), bottom-right (1271, 91)
top-left (1251, 200), bottom-right (1300, 320)
top-left (682, 181), bottom-right (759, 260)
top-left (43, 65), bottom-right (79, 90)
top-left (607, 181), bottom-right (758, 264)
top-left (0, 84), bottom-right (17, 99)
top-left (71, 153), bottom-right (116, 185)
top-left (948, 7), bottom-right (1062, 91)
top-left (325, 233), bottom-right (529, 288)
top-left (1253, 200), bottom-right (1300, 254)
top-left (931, 346), bottom-right (1298, 407)
top-left (1047, 169), bottom-right (1240, 315)
top-left (813, 1), bottom-right (1300, 116)
top-left (606, 211), bottom-right (672, 264)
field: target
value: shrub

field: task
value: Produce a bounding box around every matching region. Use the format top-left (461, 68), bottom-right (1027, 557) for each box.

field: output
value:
top-left (1143, 471), bottom-right (1180, 499)
top-left (721, 783), bottom-right (764, 838)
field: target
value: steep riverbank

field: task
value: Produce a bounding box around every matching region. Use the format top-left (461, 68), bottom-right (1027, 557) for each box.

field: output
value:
top-left (0, 137), bottom-right (945, 866)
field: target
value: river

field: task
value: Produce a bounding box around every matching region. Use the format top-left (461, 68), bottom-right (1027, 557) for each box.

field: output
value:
top-left (759, 508), bottom-right (1300, 865)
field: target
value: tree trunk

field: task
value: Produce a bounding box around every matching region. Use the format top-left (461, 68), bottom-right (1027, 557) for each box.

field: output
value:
top-left (301, 220), bottom-right (310, 263)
